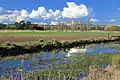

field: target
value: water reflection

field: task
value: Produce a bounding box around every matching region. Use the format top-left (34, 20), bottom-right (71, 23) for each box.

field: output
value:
top-left (0, 41), bottom-right (120, 75)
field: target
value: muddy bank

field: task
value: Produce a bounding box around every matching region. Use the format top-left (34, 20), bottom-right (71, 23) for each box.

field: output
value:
top-left (0, 36), bottom-right (120, 57)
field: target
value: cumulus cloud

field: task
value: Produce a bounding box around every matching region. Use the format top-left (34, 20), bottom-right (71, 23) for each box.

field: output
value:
top-left (29, 7), bottom-right (62, 20)
top-left (44, 9), bottom-right (62, 20)
top-left (0, 7), bottom-right (16, 16)
top-left (0, 8), bottom-right (29, 22)
top-left (0, 2), bottom-right (90, 23)
top-left (16, 9), bottom-right (29, 22)
top-left (29, 7), bottom-right (47, 19)
top-left (62, 2), bottom-right (89, 18)
top-left (0, 9), bottom-right (21, 22)
top-left (90, 18), bottom-right (99, 22)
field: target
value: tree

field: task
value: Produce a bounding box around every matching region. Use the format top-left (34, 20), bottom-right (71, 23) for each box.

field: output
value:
top-left (18, 20), bottom-right (26, 29)
top-left (0, 23), bottom-right (7, 29)
top-left (26, 21), bottom-right (32, 29)
top-left (34, 25), bottom-right (44, 30)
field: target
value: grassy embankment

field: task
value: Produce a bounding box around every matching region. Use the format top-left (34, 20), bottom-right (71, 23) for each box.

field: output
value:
top-left (0, 30), bottom-right (120, 60)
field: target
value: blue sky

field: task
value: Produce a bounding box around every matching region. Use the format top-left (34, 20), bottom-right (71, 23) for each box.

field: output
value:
top-left (0, 0), bottom-right (120, 25)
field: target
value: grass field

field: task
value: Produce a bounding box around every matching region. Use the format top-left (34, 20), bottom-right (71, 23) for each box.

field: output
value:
top-left (0, 30), bottom-right (118, 43)
top-left (0, 30), bottom-right (109, 34)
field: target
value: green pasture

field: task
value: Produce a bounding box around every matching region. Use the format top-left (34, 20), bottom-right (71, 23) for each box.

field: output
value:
top-left (0, 31), bottom-right (111, 35)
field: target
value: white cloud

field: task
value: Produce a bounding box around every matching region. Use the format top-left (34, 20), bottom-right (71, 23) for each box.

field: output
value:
top-left (0, 9), bottom-right (29, 22)
top-left (104, 19), bottom-right (117, 22)
top-left (0, 2), bottom-right (90, 23)
top-left (29, 7), bottom-right (62, 20)
top-left (32, 22), bottom-right (48, 25)
top-left (0, 8), bottom-right (29, 22)
top-left (62, 2), bottom-right (89, 18)
top-left (90, 18), bottom-right (99, 22)
top-left (16, 9), bottom-right (29, 22)
top-left (44, 9), bottom-right (62, 20)
top-left (29, 7), bottom-right (47, 19)
top-left (110, 19), bottom-right (116, 22)
top-left (0, 9), bottom-right (21, 22)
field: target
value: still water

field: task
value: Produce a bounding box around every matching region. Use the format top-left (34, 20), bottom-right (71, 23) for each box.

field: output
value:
top-left (0, 41), bottom-right (120, 75)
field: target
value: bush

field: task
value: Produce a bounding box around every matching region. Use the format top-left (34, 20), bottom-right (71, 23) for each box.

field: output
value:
top-left (104, 24), bottom-right (120, 31)
top-left (39, 39), bottom-right (44, 42)
top-left (42, 41), bottom-right (54, 50)
top-left (112, 54), bottom-right (120, 67)
top-left (51, 39), bottom-right (62, 48)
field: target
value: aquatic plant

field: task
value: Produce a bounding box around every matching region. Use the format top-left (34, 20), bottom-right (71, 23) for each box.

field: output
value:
top-left (112, 54), bottom-right (120, 67)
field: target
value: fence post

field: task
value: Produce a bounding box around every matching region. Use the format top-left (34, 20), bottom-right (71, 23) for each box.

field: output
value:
top-left (108, 31), bottom-right (110, 38)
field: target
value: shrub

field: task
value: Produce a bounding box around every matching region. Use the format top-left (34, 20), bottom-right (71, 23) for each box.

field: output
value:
top-left (104, 24), bottom-right (120, 31)
top-left (51, 39), bottom-right (62, 48)
top-left (112, 54), bottom-right (120, 67)
top-left (39, 39), bottom-right (44, 42)
top-left (42, 41), bottom-right (54, 50)
top-left (5, 41), bottom-right (11, 46)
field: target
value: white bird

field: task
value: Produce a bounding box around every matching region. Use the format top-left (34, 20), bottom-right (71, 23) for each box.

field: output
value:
top-left (66, 48), bottom-right (87, 57)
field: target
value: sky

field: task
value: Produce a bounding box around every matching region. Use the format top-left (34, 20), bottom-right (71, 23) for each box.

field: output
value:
top-left (0, 0), bottom-right (120, 25)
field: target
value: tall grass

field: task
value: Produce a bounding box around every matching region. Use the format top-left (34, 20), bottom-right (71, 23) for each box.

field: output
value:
top-left (1, 53), bottom-right (120, 80)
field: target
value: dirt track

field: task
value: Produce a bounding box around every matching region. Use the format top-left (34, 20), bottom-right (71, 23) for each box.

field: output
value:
top-left (0, 34), bottom-right (111, 44)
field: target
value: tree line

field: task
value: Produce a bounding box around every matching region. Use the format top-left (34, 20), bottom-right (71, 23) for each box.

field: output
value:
top-left (0, 20), bottom-right (106, 31)
top-left (0, 21), bottom-right (44, 30)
